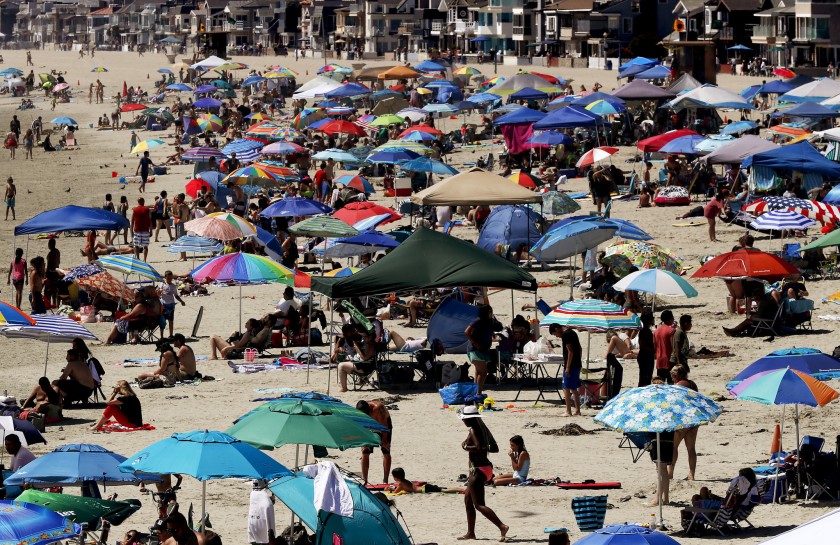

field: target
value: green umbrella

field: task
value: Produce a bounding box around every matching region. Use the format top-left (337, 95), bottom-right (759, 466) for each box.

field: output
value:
top-left (16, 490), bottom-right (141, 529)
top-left (235, 396), bottom-right (387, 432)
top-left (801, 229), bottom-right (840, 251)
top-left (371, 114), bottom-right (405, 127)
top-left (289, 216), bottom-right (359, 238)
top-left (226, 399), bottom-right (381, 450)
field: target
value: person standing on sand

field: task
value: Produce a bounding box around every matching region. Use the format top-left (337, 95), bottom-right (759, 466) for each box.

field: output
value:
top-left (136, 150), bottom-right (154, 193)
top-left (29, 256), bottom-right (45, 314)
top-left (550, 323), bottom-right (582, 416)
top-left (653, 310), bottom-right (675, 382)
top-left (129, 131), bottom-right (139, 152)
top-left (704, 192), bottom-right (726, 242)
top-left (131, 197), bottom-right (152, 262)
top-left (356, 400), bottom-right (392, 484)
top-left (89, 82), bottom-right (94, 104)
top-left (669, 314), bottom-right (692, 379)
top-left (4, 177), bottom-right (16, 220)
top-left (7, 248), bottom-right (26, 308)
top-left (23, 129), bottom-right (33, 160)
top-left (457, 406), bottom-right (509, 542)
top-left (26, 51), bottom-right (32, 66)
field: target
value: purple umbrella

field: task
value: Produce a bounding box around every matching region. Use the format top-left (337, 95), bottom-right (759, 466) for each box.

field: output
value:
top-left (193, 98), bottom-right (223, 109)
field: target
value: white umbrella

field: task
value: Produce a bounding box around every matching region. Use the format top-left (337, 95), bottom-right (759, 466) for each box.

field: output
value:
top-left (0, 314), bottom-right (98, 375)
top-left (612, 269), bottom-right (698, 312)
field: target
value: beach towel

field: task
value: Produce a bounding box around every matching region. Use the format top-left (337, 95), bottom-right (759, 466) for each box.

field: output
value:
top-left (115, 356), bottom-right (208, 367)
top-left (558, 481), bottom-right (621, 490)
top-left (99, 421), bottom-right (155, 432)
top-left (571, 495), bottom-right (608, 532)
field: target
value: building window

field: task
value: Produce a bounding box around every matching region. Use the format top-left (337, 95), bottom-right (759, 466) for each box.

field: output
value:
top-left (622, 16), bottom-right (632, 33)
top-left (500, 12), bottom-right (512, 22)
top-left (688, 18), bottom-right (697, 32)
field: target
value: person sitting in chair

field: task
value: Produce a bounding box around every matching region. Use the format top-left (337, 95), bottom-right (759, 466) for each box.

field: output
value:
top-left (337, 327), bottom-right (376, 392)
top-left (723, 285), bottom-right (780, 337)
top-left (56, 348), bottom-right (95, 405)
top-left (103, 290), bottom-right (147, 345)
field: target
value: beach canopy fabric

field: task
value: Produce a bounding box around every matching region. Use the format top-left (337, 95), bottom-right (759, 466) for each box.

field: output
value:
top-left (664, 84), bottom-right (755, 110)
top-left (700, 135), bottom-right (779, 164)
top-left (611, 79), bottom-right (675, 100)
top-left (727, 348), bottom-right (840, 389)
top-left (15, 490), bottom-right (141, 530)
top-left (477, 205), bottom-right (542, 256)
top-left (758, 507), bottom-right (840, 545)
top-left (742, 141), bottom-right (840, 179)
top-left (779, 77), bottom-right (840, 103)
top-left (15, 205), bottom-right (130, 236)
top-left (310, 228), bottom-right (537, 297)
top-left (410, 167), bottom-right (542, 206)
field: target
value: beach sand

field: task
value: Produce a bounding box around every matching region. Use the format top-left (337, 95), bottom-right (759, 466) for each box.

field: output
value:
top-left (0, 48), bottom-right (837, 544)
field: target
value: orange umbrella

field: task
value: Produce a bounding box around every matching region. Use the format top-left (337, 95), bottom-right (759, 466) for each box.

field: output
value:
top-left (379, 66), bottom-right (421, 79)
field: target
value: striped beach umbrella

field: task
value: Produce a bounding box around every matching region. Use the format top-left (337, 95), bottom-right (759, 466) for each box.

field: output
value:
top-left (245, 112), bottom-right (272, 121)
top-left (183, 215), bottom-right (249, 241)
top-left (540, 299), bottom-right (641, 332)
top-left (251, 161), bottom-right (301, 183)
top-left (167, 235), bottom-right (223, 255)
top-left (261, 142), bottom-right (306, 156)
top-left (222, 165), bottom-right (279, 187)
top-left (97, 255), bottom-right (163, 281)
top-left (130, 139), bottom-right (166, 154)
top-left (612, 269), bottom-right (698, 312)
top-left (91, 67), bottom-right (108, 72)
top-left (324, 267), bottom-right (361, 278)
top-left (181, 147), bottom-right (226, 161)
top-left (204, 212), bottom-right (257, 236)
top-left (751, 210), bottom-right (816, 231)
top-left (742, 196), bottom-right (812, 216)
top-left (0, 313), bottom-right (97, 374)
top-left (197, 114), bottom-right (224, 132)
top-left (0, 301), bottom-right (36, 326)
top-left (454, 66), bottom-right (481, 75)
top-left (289, 216), bottom-right (359, 238)
top-left (221, 139), bottom-right (265, 163)
top-left (271, 127), bottom-right (302, 140)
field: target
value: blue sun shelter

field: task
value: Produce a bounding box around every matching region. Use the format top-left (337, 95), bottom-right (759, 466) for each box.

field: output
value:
top-left (477, 205), bottom-right (543, 259)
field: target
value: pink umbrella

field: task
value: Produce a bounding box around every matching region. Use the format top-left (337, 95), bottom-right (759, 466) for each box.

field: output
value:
top-left (53, 83), bottom-right (70, 92)
top-left (576, 146), bottom-right (619, 168)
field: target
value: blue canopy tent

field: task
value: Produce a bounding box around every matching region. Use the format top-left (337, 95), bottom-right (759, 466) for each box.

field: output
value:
top-left (15, 206), bottom-right (129, 236)
top-left (436, 86), bottom-right (463, 103)
top-left (634, 65), bottom-right (672, 80)
top-left (427, 296), bottom-right (480, 354)
top-left (269, 472), bottom-right (411, 545)
top-left (492, 107), bottom-right (546, 126)
top-left (509, 87), bottom-right (549, 101)
top-left (571, 92), bottom-right (626, 108)
top-left (533, 106), bottom-right (605, 130)
top-left (771, 102), bottom-right (840, 119)
top-left (415, 60), bottom-right (447, 72)
top-left (477, 205), bottom-right (543, 257)
top-left (758, 80), bottom-right (795, 94)
top-left (743, 141), bottom-right (840, 190)
top-left (324, 83), bottom-right (372, 99)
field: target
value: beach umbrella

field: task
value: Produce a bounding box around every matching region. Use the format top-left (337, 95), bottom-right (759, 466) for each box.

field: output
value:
top-left (118, 430), bottom-right (291, 532)
top-left (96, 255), bottom-right (162, 282)
top-left (400, 130), bottom-right (437, 142)
top-left (333, 202), bottom-right (401, 226)
top-left (223, 166), bottom-right (279, 187)
top-left (576, 146), bottom-right (619, 168)
top-left (227, 399), bottom-right (381, 450)
top-left (324, 83), bottom-right (372, 99)
top-left (422, 103), bottom-right (457, 115)
top-left (243, 76), bottom-right (268, 88)
top-left (371, 140), bottom-right (431, 154)
top-left (743, 196), bottom-right (813, 216)
top-left (637, 129), bottom-right (701, 153)
top-left (210, 79), bottom-right (233, 90)
top-left (183, 215), bottom-right (249, 240)
top-left (601, 254), bottom-right (634, 279)
top-left (90, 67), bottom-right (108, 73)
top-left (0, 314), bottom-right (97, 375)
top-left (396, 107), bottom-right (429, 122)
top-left (574, 524), bottom-right (681, 545)
top-left (158, 68), bottom-right (173, 74)
top-left (129, 139), bottom-right (165, 155)
top-left (0, 500), bottom-right (81, 545)
top-left (290, 216), bottom-right (358, 238)
top-left (585, 100), bottom-right (622, 116)
top-left (547, 216), bottom-right (652, 241)
top-left (528, 132), bottom-right (573, 147)
top-left (333, 175), bottom-right (375, 194)
top-left (721, 120), bottom-right (759, 135)
top-left (5, 444), bottom-right (161, 487)
top-left (261, 142), bottom-right (305, 156)
top-left (120, 103), bottom-right (147, 113)
top-left (371, 114), bottom-right (404, 127)
top-left (197, 114), bottom-right (224, 132)
top-left (351, 213), bottom-right (394, 231)
top-left (508, 172), bottom-right (541, 189)
top-left (397, 124), bottom-right (442, 137)
top-left (180, 147), bottom-right (226, 161)
top-left (236, 392), bottom-right (387, 429)
top-left (454, 66), bottom-right (482, 76)
top-left (691, 249), bottom-right (799, 280)
top-left (185, 178), bottom-right (213, 198)
top-left (367, 150), bottom-right (421, 164)
top-left (606, 241), bottom-right (683, 274)
top-left (612, 269), bottom-right (697, 312)
top-left (193, 97), bottom-right (223, 109)
top-left (541, 191), bottom-right (581, 215)
top-left (318, 120), bottom-right (367, 137)
top-left (190, 252), bottom-right (294, 328)
top-left (251, 162), bottom-right (300, 183)
top-left (324, 267), bottom-right (362, 278)
top-left (595, 384), bottom-right (722, 527)
top-left (333, 230), bottom-right (400, 253)
top-left (728, 348), bottom-right (840, 389)
top-left (204, 212), bottom-right (257, 236)
top-left (50, 117), bottom-right (77, 126)
top-left (167, 235), bottom-right (222, 256)
top-left (214, 62), bottom-right (248, 72)
top-left (245, 113), bottom-right (271, 123)
top-left (52, 83), bottom-right (69, 93)
top-left (400, 157), bottom-right (459, 175)
top-left (15, 490), bottom-right (140, 530)
top-left (751, 210), bottom-right (816, 232)
top-left (0, 416), bottom-right (45, 447)
top-left (774, 68), bottom-right (796, 79)
top-left (221, 139), bottom-right (265, 163)
top-left (530, 220), bottom-right (617, 266)
top-left (193, 84), bottom-right (216, 94)
top-left (260, 197), bottom-right (332, 218)
top-left (658, 135), bottom-right (707, 155)
top-left (311, 149), bottom-right (361, 164)
top-left (0, 302), bottom-right (35, 326)
top-left (541, 299), bottom-right (641, 332)
top-left (166, 83), bottom-right (192, 92)
top-left (70, 269), bottom-right (134, 311)
top-left (270, 127), bottom-right (301, 140)
top-left (801, 228), bottom-right (840, 251)
top-left (248, 226), bottom-right (285, 264)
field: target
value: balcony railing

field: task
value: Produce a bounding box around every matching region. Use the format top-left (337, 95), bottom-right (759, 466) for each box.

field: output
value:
top-left (431, 21), bottom-right (442, 32)
top-left (752, 24), bottom-right (774, 38)
top-left (512, 25), bottom-right (524, 35)
top-left (455, 21), bottom-right (475, 33)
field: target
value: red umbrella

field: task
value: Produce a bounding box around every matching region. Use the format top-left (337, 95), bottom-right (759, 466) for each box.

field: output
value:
top-left (185, 178), bottom-right (213, 198)
top-left (691, 249), bottom-right (799, 281)
top-left (508, 172), bottom-right (541, 189)
top-left (293, 269), bottom-right (311, 288)
top-left (333, 202), bottom-right (402, 226)
top-left (121, 103), bottom-right (148, 112)
top-left (773, 68), bottom-right (796, 79)
top-left (637, 129), bottom-right (701, 153)
top-left (122, 81), bottom-right (127, 97)
top-left (531, 72), bottom-right (561, 85)
top-left (398, 124), bottom-right (442, 138)
top-left (318, 120), bottom-right (367, 136)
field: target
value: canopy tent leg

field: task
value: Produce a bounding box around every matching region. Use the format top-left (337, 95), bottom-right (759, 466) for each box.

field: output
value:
top-left (305, 294), bottom-right (313, 385)
top-left (326, 304), bottom-right (335, 395)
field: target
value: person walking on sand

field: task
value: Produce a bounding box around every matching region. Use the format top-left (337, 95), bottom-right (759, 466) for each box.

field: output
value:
top-left (129, 131), bottom-right (139, 152)
top-left (23, 129), bottom-right (33, 160)
top-left (136, 150), bottom-right (154, 193)
top-left (550, 323), bottom-right (581, 416)
top-left (5, 131), bottom-right (17, 160)
top-left (131, 197), bottom-right (152, 262)
top-left (7, 248), bottom-right (26, 308)
top-left (356, 400), bottom-right (393, 484)
top-left (4, 177), bottom-right (16, 220)
top-left (704, 192), bottom-right (726, 242)
top-left (26, 51), bottom-right (32, 66)
top-left (669, 364), bottom-right (700, 480)
top-left (457, 406), bottom-right (510, 542)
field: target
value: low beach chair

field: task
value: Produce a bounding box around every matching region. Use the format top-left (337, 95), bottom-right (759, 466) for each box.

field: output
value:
top-left (618, 432), bottom-right (654, 463)
top-left (748, 303), bottom-right (783, 337)
top-left (681, 480), bottom-right (767, 536)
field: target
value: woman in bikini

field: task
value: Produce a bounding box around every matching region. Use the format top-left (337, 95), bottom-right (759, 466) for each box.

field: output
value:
top-left (458, 406), bottom-right (509, 542)
top-left (136, 340), bottom-right (180, 385)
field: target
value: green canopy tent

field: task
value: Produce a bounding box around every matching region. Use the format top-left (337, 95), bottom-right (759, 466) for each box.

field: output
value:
top-left (311, 228), bottom-right (538, 393)
top-left (310, 228), bottom-right (537, 297)
top-left (16, 489), bottom-right (141, 529)
top-left (801, 229), bottom-right (840, 251)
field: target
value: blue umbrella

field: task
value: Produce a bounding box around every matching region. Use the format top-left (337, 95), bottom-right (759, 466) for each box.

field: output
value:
top-left (727, 348), bottom-right (840, 389)
top-left (740, 84), bottom-right (761, 101)
top-left (757, 80), bottom-right (795, 94)
top-left (0, 417), bottom-right (46, 446)
top-left (260, 197), bottom-right (333, 218)
top-left (509, 87), bottom-right (549, 101)
top-left (221, 138), bottom-right (264, 163)
top-left (467, 92), bottom-right (501, 104)
top-left (658, 134), bottom-right (707, 155)
top-left (157, 68), bottom-right (173, 74)
top-left (721, 120), bottom-right (759, 135)
top-left (366, 150), bottom-right (421, 164)
top-left (549, 216), bottom-right (652, 241)
top-left (193, 97), bottom-right (222, 109)
top-left (0, 500), bottom-right (81, 545)
top-left (337, 230), bottom-right (399, 249)
top-left (311, 149), bottom-right (361, 163)
top-left (470, 37), bottom-right (490, 42)
top-left (527, 132), bottom-right (573, 146)
top-left (532, 220), bottom-right (618, 262)
top-left (166, 83), bottom-right (192, 92)
top-left (5, 444), bottom-right (161, 487)
top-left (334, 175), bottom-right (376, 193)
top-left (401, 130), bottom-right (437, 142)
top-left (728, 44), bottom-right (753, 51)
top-left (193, 84), bottom-right (216, 94)
top-left (251, 226), bottom-right (285, 263)
top-left (167, 235), bottom-right (222, 255)
top-left (50, 117), bottom-right (77, 125)
top-left (324, 83), bottom-right (371, 99)
top-left (415, 60), bottom-right (447, 72)
top-left (401, 157), bottom-right (459, 175)
top-left (242, 75), bottom-right (266, 87)
top-left (574, 524), bottom-right (681, 545)
top-left (96, 255), bottom-right (163, 281)
top-left (118, 430), bottom-right (292, 530)
top-left (423, 80), bottom-right (458, 90)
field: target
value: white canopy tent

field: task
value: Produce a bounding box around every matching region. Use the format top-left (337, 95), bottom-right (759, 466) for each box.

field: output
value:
top-left (759, 508), bottom-right (840, 545)
top-left (292, 75), bottom-right (344, 99)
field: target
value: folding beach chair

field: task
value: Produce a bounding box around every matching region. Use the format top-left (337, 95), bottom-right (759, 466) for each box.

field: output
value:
top-left (748, 303), bottom-right (783, 337)
top-left (618, 432), bottom-right (654, 463)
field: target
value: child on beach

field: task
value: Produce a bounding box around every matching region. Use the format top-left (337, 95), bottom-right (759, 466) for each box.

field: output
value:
top-left (159, 270), bottom-right (185, 337)
top-left (7, 248), bottom-right (25, 308)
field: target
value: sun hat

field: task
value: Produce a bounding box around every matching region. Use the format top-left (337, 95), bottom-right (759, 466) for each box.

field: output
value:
top-left (457, 405), bottom-right (482, 419)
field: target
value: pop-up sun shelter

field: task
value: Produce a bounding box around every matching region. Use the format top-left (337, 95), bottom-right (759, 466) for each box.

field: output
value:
top-left (410, 167), bottom-right (542, 206)
top-left (15, 205), bottom-right (130, 236)
top-left (742, 141), bottom-right (840, 191)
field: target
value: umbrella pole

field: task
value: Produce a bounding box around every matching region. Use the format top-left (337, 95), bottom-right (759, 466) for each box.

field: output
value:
top-left (772, 405), bottom-right (785, 503)
top-left (43, 337), bottom-right (51, 377)
top-left (586, 330), bottom-right (591, 371)
top-left (239, 283), bottom-right (243, 333)
top-left (795, 403), bottom-right (801, 494)
top-left (656, 431), bottom-right (663, 529)
top-left (306, 294), bottom-right (313, 385)
top-left (200, 480), bottom-right (207, 534)
top-left (510, 290), bottom-right (514, 322)
top-left (326, 304), bottom-right (334, 395)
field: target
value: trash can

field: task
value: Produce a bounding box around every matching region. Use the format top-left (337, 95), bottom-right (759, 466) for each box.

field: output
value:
top-left (605, 60), bottom-right (613, 71)
top-left (348, 51), bottom-right (355, 60)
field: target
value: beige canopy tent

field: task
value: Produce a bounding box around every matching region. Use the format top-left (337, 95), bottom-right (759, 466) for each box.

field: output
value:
top-left (378, 65), bottom-right (420, 79)
top-left (410, 167), bottom-right (543, 206)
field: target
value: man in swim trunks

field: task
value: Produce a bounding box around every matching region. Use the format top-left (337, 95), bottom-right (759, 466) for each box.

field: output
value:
top-left (356, 399), bottom-right (392, 483)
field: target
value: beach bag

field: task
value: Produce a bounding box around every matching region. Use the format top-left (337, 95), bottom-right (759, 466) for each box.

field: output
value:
top-left (571, 495), bottom-right (608, 532)
top-left (440, 362), bottom-right (461, 386)
top-left (439, 382), bottom-right (479, 405)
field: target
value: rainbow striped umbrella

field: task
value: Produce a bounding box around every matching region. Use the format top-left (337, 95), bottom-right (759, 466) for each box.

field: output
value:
top-left (245, 113), bottom-right (272, 121)
top-left (271, 127), bottom-right (302, 140)
top-left (454, 66), bottom-right (482, 75)
top-left (130, 139), bottom-right (166, 154)
top-left (91, 67), bottom-right (108, 73)
top-left (292, 108), bottom-right (326, 129)
top-left (0, 301), bottom-right (36, 326)
top-left (190, 252), bottom-right (295, 328)
top-left (324, 267), bottom-right (361, 278)
top-left (198, 114), bottom-right (224, 132)
top-left (222, 166), bottom-right (279, 187)
top-left (540, 299), bottom-right (640, 332)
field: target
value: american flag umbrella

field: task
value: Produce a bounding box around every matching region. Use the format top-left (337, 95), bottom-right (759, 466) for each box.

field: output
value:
top-left (743, 196), bottom-right (814, 215)
top-left (0, 314), bottom-right (98, 375)
top-left (751, 210), bottom-right (816, 231)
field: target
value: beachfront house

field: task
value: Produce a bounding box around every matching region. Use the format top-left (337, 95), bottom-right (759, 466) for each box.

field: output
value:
top-left (751, 0), bottom-right (840, 69)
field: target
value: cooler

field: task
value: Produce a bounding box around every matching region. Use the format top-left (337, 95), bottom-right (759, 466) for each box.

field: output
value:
top-left (394, 178), bottom-right (412, 197)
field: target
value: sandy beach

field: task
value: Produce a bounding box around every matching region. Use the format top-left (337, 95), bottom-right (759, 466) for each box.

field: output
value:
top-left (0, 48), bottom-right (837, 545)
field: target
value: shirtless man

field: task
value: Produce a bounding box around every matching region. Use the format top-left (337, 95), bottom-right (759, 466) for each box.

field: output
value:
top-left (171, 333), bottom-right (197, 379)
top-left (56, 348), bottom-right (95, 404)
top-left (356, 400), bottom-right (392, 483)
top-left (163, 512), bottom-right (203, 545)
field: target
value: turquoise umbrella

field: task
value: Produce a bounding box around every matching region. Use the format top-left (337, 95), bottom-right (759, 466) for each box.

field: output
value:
top-left (118, 430), bottom-right (291, 532)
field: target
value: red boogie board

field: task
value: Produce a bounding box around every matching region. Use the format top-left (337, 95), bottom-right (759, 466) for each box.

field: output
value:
top-left (557, 482), bottom-right (621, 490)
